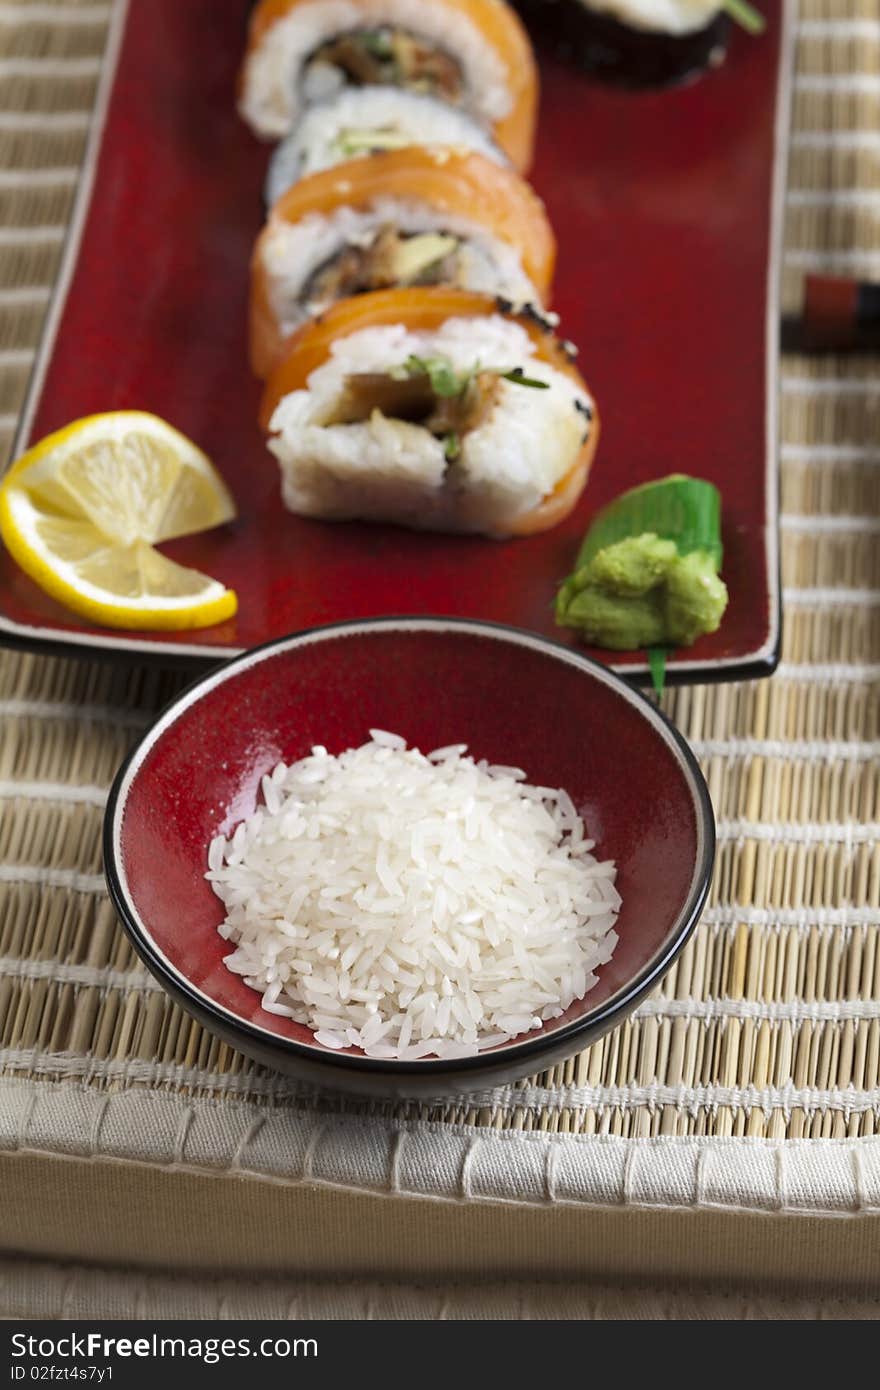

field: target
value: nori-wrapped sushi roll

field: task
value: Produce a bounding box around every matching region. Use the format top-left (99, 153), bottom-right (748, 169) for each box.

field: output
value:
top-left (515, 0), bottom-right (761, 89)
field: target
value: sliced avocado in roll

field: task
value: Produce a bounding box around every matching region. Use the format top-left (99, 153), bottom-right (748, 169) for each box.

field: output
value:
top-left (385, 232), bottom-right (459, 283)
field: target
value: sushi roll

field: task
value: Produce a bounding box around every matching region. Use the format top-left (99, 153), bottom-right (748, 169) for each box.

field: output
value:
top-left (264, 86), bottom-right (509, 204)
top-left (259, 287), bottom-right (598, 538)
top-left (240, 0), bottom-right (538, 172)
top-left (514, 0), bottom-right (733, 87)
top-left (251, 146), bottom-right (556, 377)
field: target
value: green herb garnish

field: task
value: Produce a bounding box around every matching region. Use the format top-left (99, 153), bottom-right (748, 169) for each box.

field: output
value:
top-left (501, 368), bottom-right (550, 389)
top-left (443, 432), bottom-right (461, 462)
top-left (722, 0), bottom-right (766, 35)
top-left (393, 355), bottom-right (550, 397)
top-left (361, 27), bottom-right (395, 58)
top-left (402, 354), bottom-right (472, 397)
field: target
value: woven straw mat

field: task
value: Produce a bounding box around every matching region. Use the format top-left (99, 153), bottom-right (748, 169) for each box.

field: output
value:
top-left (0, 0), bottom-right (878, 1256)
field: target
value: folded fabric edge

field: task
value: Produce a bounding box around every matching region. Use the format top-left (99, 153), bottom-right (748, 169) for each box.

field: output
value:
top-left (1, 1076), bottom-right (879, 1217)
top-left (3, 1253), bottom-right (880, 1321)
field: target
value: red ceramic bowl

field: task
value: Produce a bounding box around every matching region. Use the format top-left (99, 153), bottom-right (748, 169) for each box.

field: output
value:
top-left (104, 619), bottom-right (714, 1098)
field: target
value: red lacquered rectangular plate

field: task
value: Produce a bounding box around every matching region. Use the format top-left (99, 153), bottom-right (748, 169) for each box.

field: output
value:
top-left (0, 0), bottom-right (793, 679)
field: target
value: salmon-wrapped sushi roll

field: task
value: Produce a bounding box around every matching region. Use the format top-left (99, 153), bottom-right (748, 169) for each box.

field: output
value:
top-left (251, 147), bottom-right (556, 377)
top-left (240, 0), bottom-right (538, 172)
top-left (260, 288), bottom-right (598, 538)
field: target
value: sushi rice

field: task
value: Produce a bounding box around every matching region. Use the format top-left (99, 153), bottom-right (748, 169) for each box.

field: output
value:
top-left (265, 87), bottom-right (507, 203)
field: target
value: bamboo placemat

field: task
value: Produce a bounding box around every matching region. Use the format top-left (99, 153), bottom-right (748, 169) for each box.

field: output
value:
top-left (0, 0), bottom-right (878, 1238)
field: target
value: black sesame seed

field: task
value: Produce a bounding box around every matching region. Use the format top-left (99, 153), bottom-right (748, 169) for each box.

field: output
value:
top-left (519, 302), bottom-right (556, 334)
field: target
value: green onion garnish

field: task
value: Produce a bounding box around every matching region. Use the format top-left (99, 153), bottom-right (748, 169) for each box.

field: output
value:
top-left (361, 28), bottom-right (394, 58)
top-left (501, 368), bottom-right (550, 389)
top-left (722, 0), bottom-right (766, 35)
top-left (398, 356), bottom-right (550, 397)
top-left (403, 355), bottom-right (471, 397)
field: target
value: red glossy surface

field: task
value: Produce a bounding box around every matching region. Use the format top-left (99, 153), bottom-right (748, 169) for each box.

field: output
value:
top-left (0, 0), bottom-right (786, 674)
top-left (114, 625), bottom-right (708, 1061)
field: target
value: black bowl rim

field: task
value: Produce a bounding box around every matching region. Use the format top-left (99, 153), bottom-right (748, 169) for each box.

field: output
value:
top-left (103, 615), bottom-right (716, 1080)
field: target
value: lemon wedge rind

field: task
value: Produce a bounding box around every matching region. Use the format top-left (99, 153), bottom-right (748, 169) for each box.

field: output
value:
top-left (0, 487), bottom-right (237, 631)
top-left (0, 411), bottom-right (238, 631)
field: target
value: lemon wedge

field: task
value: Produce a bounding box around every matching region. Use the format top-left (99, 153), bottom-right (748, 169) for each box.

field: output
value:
top-left (0, 412), bottom-right (238, 630)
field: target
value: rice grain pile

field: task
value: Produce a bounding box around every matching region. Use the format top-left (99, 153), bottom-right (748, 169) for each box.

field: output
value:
top-left (207, 731), bottom-right (620, 1060)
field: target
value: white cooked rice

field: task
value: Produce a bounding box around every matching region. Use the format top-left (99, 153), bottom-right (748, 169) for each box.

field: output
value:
top-left (240, 0), bottom-right (512, 141)
top-left (576, 0), bottom-right (721, 38)
top-left (207, 732), bottom-right (620, 1061)
top-left (264, 88), bottom-right (507, 203)
top-left (262, 196), bottom-right (541, 336)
